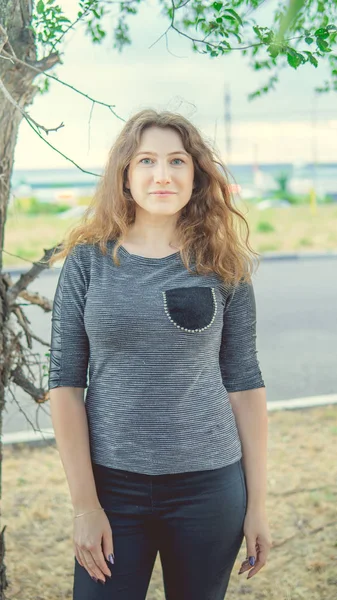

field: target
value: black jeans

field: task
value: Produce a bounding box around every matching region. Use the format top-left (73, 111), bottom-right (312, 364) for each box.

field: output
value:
top-left (73, 458), bottom-right (247, 600)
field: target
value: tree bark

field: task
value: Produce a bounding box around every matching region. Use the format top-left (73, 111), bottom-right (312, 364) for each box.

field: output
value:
top-left (0, 2), bottom-right (60, 597)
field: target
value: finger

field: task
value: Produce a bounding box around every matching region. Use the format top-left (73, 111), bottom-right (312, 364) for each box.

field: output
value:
top-left (79, 548), bottom-right (106, 583)
top-left (91, 548), bottom-right (113, 579)
top-left (238, 558), bottom-right (251, 575)
top-left (74, 544), bottom-right (84, 568)
top-left (239, 551), bottom-right (256, 575)
top-left (247, 548), bottom-right (267, 579)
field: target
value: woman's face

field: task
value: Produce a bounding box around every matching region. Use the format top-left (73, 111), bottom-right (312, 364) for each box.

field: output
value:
top-left (125, 126), bottom-right (195, 218)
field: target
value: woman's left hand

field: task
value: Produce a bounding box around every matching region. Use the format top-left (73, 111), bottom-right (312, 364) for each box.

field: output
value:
top-left (238, 507), bottom-right (273, 579)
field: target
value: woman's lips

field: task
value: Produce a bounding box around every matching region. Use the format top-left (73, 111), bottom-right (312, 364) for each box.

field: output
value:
top-left (150, 192), bottom-right (176, 195)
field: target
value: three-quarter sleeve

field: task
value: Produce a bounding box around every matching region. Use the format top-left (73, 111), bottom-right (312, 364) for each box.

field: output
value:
top-left (48, 248), bottom-right (90, 389)
top-left (219, 279), bottom-right (265, 393)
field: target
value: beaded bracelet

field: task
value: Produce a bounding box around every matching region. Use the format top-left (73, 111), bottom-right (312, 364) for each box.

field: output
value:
top-left (74, 507), bottom-right (105, 519)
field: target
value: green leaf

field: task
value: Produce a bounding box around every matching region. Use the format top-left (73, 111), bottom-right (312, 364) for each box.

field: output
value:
top-left (287, 52), bottom-right (302, 68)
top-left (219, 39), bottom-right (231, 49)
top-left (262, 32), bottom-right (274, 44)
top-left (268, 44), bottom-right (281, 58)
top-left (222, 15), bottom-right (236, 25)
top-left (327, 24), bottom-right (337, 32)
top-left (308, 54), bottom-right (318, 67)
top-left (253, 25), bottom-right (263, 39)
top-left (224, 8), bottom-right (243, 27)
top-left (286, 46), bottom-right (298, 57)
top-left (248, 90), bottom-right (261, 100)
top-left (304, 37), bottom-right (314, 44)
top-left (196, 17), bottom-right (206, 29)
top-left (36, 0), bottom-right (45, 14)
top-left (314, 27), bottom-right (329, 38)
top-left (316, 37), bottom-right (329, 51)
top-left (227, 30), bottom-right (242, 43)
top-left (213, 2), bottom-right (223, 11)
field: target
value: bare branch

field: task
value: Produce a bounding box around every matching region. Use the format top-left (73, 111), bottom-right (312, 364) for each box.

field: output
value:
top-left (0, 43), bottom-right (125, 175)
top-left (4, 273), bottom-right (53, 312)
top-left (7, 386), bottom-right (43, 433)
top-left (0, 75), bottom-right (65, 135)
top-left (0, 48), bottom-right (125, 122)
top-left (6, 385), bottom-right (54, 447)
top-left (12, 306), bottom-right (33, 349)
top-left (270, 485), bottom-right (337, 497)
top-left (16, 290), bottom-right (53, 313)
top-left (26, 52), bottom-right (61, 73)
top-left (272, 520), bottom-right (337, 549)
top-left (10, 366), bottom-right (48, 404)
top-left (0, 23), bottom-right (16, 57)
top-left (6, 245), bottom-right (62, 304)
top-left (310, 520), bottom-right (337, 535)
top-left (1, 249), bottom-right (45, 266)
top-left (12, 306), bottom-right (50, 347)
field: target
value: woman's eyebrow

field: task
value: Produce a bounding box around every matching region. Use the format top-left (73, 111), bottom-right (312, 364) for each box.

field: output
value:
top-left (135, 151), bottom-right (189, 157)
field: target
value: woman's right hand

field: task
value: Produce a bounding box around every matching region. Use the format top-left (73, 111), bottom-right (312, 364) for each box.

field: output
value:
top-left (73, 509), bottom-right (115, 584)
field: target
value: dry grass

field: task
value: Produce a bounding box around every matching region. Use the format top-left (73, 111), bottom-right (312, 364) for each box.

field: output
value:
top-left (243, 203), bottom-right (337, 254)
top-left (2, 405), bottom-right (337, 600)
top-left (3, 203), bottom-right (337, 269)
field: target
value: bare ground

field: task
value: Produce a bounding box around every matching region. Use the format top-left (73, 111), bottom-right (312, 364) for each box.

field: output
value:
top-left (2, 404), bottom-right (337, 600)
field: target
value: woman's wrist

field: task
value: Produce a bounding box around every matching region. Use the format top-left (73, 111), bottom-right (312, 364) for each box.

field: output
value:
top-left (74, 507), bottom-right (104, 518)
top-left (246, 501), bottom-right (267, 514)
top-left (72, 497), bottom-right (102, 514)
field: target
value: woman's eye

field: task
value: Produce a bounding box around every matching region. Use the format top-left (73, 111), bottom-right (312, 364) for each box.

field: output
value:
top-left (139, 158), bottom-right (184, 165)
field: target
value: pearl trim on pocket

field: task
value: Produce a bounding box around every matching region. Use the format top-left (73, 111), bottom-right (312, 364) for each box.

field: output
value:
top-left (162, 287), bottom-right (217, 333)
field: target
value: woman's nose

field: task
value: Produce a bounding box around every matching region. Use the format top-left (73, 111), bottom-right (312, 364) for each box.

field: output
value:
top-left (154, 163), bottom-right (172, 183)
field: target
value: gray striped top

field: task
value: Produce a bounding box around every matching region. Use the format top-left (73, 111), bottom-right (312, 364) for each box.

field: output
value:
top-left (48, 240), bottom-right (265, 475)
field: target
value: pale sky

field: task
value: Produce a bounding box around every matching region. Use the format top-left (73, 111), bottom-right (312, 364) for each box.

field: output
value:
top-left (13, 0), bottom-right (337, 170)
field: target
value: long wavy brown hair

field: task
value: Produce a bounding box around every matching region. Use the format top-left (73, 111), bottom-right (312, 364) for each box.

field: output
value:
top-left (48, 108), bottom-right (260, 286)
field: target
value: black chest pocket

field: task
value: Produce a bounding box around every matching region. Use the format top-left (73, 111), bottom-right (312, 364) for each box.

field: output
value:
top-left (162, 286), bottom-right (218, 333)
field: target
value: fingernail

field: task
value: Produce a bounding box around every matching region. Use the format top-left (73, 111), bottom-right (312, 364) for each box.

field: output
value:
top-left (108, 553), bottom-right (114, 564)
top-left (249, 556), bottom-right (255, 566)
top-left (92, 576), bottom-right (98, 583)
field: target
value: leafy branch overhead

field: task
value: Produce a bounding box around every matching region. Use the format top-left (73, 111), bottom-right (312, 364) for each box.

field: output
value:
top-left (30, 0), bottom-right (337, 99)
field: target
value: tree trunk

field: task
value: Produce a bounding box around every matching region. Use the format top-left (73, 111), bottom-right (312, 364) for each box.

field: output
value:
top-left (0, 2), bottom-right (59, 597)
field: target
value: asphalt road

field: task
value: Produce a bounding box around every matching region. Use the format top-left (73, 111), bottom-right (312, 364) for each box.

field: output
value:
top-left (3, 257), bottom-right (337, 435)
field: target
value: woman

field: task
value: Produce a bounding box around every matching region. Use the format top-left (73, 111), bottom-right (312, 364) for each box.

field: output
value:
top-left (48, 109), bottom-right (272, 600)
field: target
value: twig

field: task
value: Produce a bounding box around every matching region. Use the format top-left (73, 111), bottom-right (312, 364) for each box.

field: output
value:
top-left (16, 290), bottom-right (53, 313)
top-left (7, 386), bottom-right (42, 432)
top-left (148, 0), bottom-right (309, 54)
top-left (0, 76), bottom-right (65, 135)
top-left (272, 520), bottom-right (337, 549)
top-left (6, 245), bottom-right (62, 303)
top-left (270, 485), bottom-right (337, 497)
top-left (310, 520), bottom-right (337, 535)
top-left (12, 306), bottom-right (32, 349)
top-left (12, 306), bottom-right (50, 347)
top-left (10, 366), bottom-right (48, 404)
top-left (0, 48), bottom-right (125, 122)
top-left (272, 533), bottom-right (297, 548)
